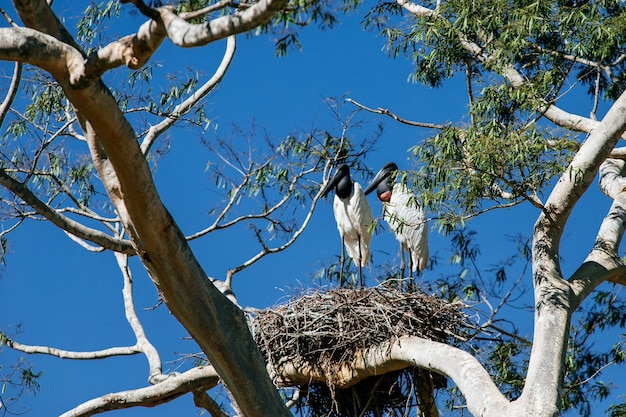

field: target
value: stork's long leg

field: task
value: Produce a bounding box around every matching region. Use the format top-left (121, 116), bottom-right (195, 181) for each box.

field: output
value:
top-left (399, 242), bottom-right (406, 279)
top-left (340, 236), bottom-right (346, 287)
top-left (408, 247), bottom-right (414, 279)
top-left (357, 234), bottom-right (363, 288)
top-left (408, 247), bottom-right (416, 292)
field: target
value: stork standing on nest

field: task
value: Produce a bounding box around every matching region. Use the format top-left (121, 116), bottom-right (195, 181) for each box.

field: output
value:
top-left (364, 162), bottom-right (429, 278)
top-left (321, 164), bottom-right (374, 287)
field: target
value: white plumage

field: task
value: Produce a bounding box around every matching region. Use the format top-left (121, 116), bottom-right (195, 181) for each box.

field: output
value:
top-left (321, 164), bottom-right (374, 286)
top-left (382, 183), bottom-right (429, 273)
top-left (364, 162), bottom-right (429, 277)
top-left (332, 181), bottom-right (374, 267)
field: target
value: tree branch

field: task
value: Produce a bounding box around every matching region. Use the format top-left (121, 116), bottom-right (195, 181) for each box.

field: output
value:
top-left (157, 0), bottom-right (288, 48)
top-left (0, 168), bottom-right (135, 254)
top-left (346, 98), bottom-right (446, 129)
top-left (225, 173), bottom-right (323, 285)
top-left (140, 35), bottom-right (236, 155)
top-left (115, 252), bottom-right (166, 384)
top-left (271, 336), bottom-right (510, 417)
top-left (0, 333), bottom-right (141, 359)
top-left (63, 30), bottom-right (292, 417)
top-left (534, 90), bottom-right (626, 279)
top-left (60, 366), bottom-right (220, 417)
top-left (0, 62), bottom-right (22, 128)
top-left (568, 160), bottom-right (626, 304)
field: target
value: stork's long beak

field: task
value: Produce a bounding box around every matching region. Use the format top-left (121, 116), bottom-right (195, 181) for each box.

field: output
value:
top-left (363, 168), bottom-right (388, 195)
top-left (321, 170), bottom-right (342, 198)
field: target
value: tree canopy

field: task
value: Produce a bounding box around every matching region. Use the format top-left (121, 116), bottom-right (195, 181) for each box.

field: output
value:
top-left (1, 0), bottom-right (626, 416)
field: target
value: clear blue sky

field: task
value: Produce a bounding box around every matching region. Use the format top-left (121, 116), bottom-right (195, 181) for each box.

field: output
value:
top-left (0, 1), bottom-right (621, 416)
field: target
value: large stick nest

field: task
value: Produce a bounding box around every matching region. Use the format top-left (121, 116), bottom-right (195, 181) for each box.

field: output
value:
top-left (249, 286), bottom-right (467, 416)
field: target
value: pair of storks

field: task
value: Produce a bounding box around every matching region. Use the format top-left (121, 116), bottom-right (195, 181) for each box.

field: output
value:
top-left (321, 162), bottom-right (429, 286)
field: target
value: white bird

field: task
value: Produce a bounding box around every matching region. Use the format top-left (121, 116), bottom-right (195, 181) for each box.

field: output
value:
top-left (321, 164), bottom-right (375, 287)
top-left (364, 162), bottom-right (429, 278)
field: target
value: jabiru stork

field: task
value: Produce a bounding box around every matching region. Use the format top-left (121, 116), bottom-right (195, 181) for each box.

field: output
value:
top-left (321, 164), bottom-right (375, 287)
top-left (364, 162), bottom-right (429, 278)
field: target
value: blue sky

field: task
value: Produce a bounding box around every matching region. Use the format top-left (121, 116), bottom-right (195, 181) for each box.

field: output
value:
top-left (0, 1), bottom-right (622, 416)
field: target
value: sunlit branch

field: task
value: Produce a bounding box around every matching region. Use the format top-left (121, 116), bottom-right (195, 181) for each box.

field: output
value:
top-left (59, 366), bottom-right (220, 417)
top-left (0, 62), bottom-right (22, 129)
top-left (65, 102), bottom-right (86, 141)
top-left (346, 98), bottom-right (446, 130)
top-left (157, 0), bottom-right (289, 48)
top-left (79, 0), bottom-right (287, 82)
top-left (394, 0), bottom-right (437, 16)
top-left (272, 336), bottom-right (509, 416)
top-left (0, 333), bottom-right (141, 359)
top-left (532, 44), bottom-right (621, 85)
top-left (591, 69), bottom-right (600, 121)
top-left (0, 168), bottom-right (135, 254)
top-left (63, 231), bottom-right (106, 252)
top-left (58, 207), bottom-right (120, 224)
top-left (536, 89), bottom-right (626, 265)
top-left (140, 35), bottom-right (236, 155)
top-left (181, 0), bottom-right (238, 20)
top-left (0, 27), bottom-right (85, 83)
top-left (115, 252), bottom-right (166, 384)
top-left (598, 158), bottom-right (626, 200)
top-left (0, 217), bottom-right (24, 239)
top-left (568, 159), bottom-right (626, 303)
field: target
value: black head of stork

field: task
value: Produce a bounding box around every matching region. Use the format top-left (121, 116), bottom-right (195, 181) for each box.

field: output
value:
top-left (363, 162), bottom-right (398, 202)
top-left (321, 164), bottom-right (353, 200)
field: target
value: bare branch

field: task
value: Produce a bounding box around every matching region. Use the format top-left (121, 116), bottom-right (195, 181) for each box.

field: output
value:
top-left (0, 168), bottom-right (135, 254)
top-left (60, 366), bottom-right (220, 417)
top-left (140, 35), bottom-right (236, 154)
top-left (225, 171), bottom-right (322, 285)
top-left (347, 98), bottom-right (446, 130)
top-left (83, 19), bottom-right (166, 79)
top-left (115, 253), bottom-right (166, 384)
top-left (63, 231), bottom-right (106, 252)
top-left (0, 333), bottom-right (141, 359)
top-left (535, 90), bottom-right (626, 275)
top-left (0, 62), bottom-right (22, 128)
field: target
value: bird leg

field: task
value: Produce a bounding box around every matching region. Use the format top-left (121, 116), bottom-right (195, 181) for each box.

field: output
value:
top-left (407, 246), bottom-right (416, 291)
top-left (357, 235), bottom-right (364, 288)
top-left (399, 243), bottom-right (406, 280)
top-left (340, 236), bottom-right (346, 287)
